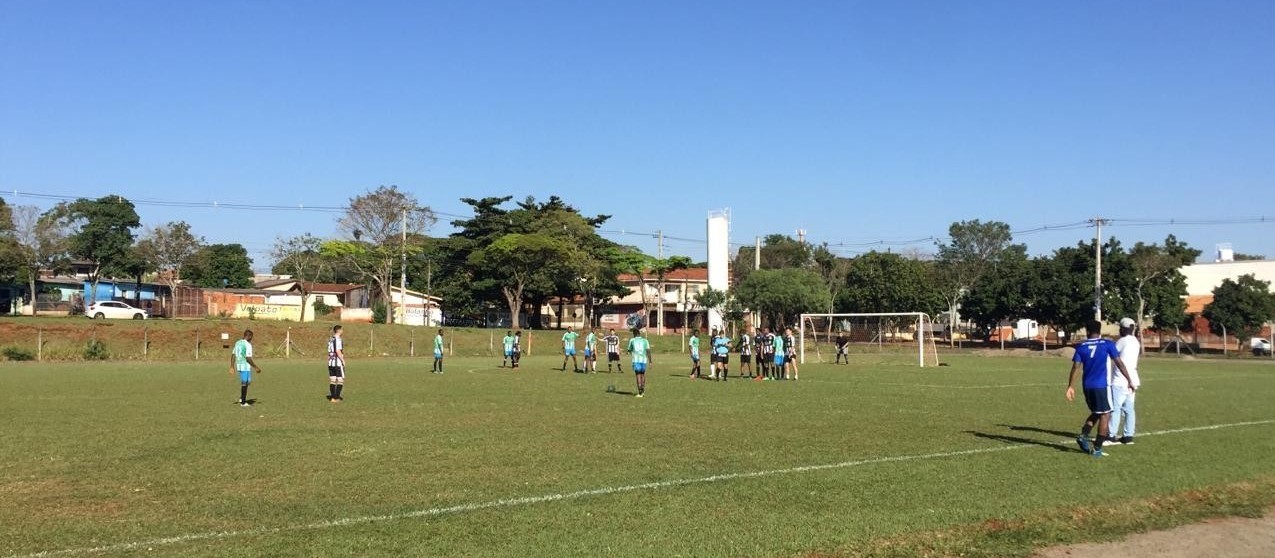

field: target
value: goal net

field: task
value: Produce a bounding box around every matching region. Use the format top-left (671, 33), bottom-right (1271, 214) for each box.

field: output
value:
top-left (799, 312), bottom-right (941, 367)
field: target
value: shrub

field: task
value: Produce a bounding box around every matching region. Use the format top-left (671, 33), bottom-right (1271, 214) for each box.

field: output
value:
top-left (247, 306), bottom-right (257, 321)
top-left (313, 299), bottom-right (333, 317)
top-left (83, 339), bottom-right (109, 361)
top-left (2, 347), bottom-right (34, 361)
top-left (372, 301), bottom-right (388, 324)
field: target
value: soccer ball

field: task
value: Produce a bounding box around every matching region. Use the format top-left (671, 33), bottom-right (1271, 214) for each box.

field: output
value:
top-left (606, 384), bottom-right (616, 393)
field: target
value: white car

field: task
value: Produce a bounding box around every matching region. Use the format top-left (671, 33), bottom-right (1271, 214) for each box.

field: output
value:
top-left (85, 301), bottom-right (149, 320)
top-left (1252, 338), bottom-right (1272, 357)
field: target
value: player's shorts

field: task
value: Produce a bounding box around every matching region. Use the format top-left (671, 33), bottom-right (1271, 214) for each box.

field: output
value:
top-left (740, 354), bottom-right (751, 363)
top-left (328, 365), bottom-right (344, 378)
top-left (434, 350), bottom-right (443, 359)
top-left (716, 354), bottom-right (729, 364)
top-left (608, 352), bottom-right (620, 362)
top-left (238, 370), bottom-right (252, 385)
top-left (564, 348), bottom-right (576, 357)
top-left (774, 354), bottom-right (786, 366)
top-left (690, 354), bottom-right (700, 363)
top-left (837, 346), bottom-right (848, 355)
top-left (1083, 387), bottom-right (1113, 414)
top-left (504, 350), bottom-right (513, 358)
top-left (633, 363), bottom-right (647, 374)
top-left (585, 349), bottom-right (595, 358)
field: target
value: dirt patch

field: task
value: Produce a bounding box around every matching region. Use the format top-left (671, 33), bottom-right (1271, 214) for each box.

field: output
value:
top-left (1033, 508), bottom-right (1275, 558)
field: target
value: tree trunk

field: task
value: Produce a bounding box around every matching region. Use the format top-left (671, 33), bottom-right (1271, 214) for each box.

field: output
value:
top-left (503, 283), bottom-right (523, 331)
top-left (299, 290), bottom-right (309, 323)
top-left (27, 275), bottom-right (36, 316)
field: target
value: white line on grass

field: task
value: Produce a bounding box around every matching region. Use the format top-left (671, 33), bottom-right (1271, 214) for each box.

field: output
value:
top-left (879, 375), bottom-right (1251, 390)
top-left (10, 419), bottom-right (1275, 558)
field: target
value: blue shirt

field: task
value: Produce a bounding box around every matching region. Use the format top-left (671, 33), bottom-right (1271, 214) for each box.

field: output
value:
top-left (713, 336), bottom-right (730, 356)
top-left (1073, 338), bottom-right (1121, 389)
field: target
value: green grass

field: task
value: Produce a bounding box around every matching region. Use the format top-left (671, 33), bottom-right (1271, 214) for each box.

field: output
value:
top-left (2, 353), bottom-right (1273, 557)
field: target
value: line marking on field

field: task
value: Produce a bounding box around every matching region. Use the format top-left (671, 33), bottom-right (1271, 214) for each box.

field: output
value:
top-left (877, 375), bottom-right (1255, 390)
top-left (9, 419), bottom-right (1275, 558)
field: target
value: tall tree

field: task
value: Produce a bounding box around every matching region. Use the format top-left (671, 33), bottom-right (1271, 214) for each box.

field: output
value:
top-left (333, 185), bottom-right (436, 323)
top-left (136, 221), bottom-right (203, 293)
top-left (1202, 274), bottom-right (1275, 349)
top-left (840, 251), bottom-right (943, 315)
top-left (45, 196), bottom-right (142, 304)
top-left (271, 233), bottom-right (324, 322)
top-left (184, 244), bottom-right (254, 288)
top-left (731, 234), bottom-right (813, 285)
top-left (735, 268), bottom-right (832, 329)
top-left (958, 245), bottom-right (1032, 336)
top-left (934, 220), bottom-right (1019, 341)
top-left (1123, 235), bottom-right (1200, 330)
top-left (469, 233), bottom-right (571, 330)
top-left (9, 205), bottom-right (70, 314)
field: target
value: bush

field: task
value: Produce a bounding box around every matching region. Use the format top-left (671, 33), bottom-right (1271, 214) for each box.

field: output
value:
top-left (313, 299), bottom-right (333, 317)
top-left (83, 339), bottom-right (109, 361)
top-left (372, 301), bottom-right (388, 324)
top-left (2, 346), bottom-right (34, 361)
top-left (247, 306), bottom-right (257, 321)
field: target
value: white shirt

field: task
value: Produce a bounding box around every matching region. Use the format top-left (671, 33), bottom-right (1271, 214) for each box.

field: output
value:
top-left (1112, 335), bottom-right (1141, 389)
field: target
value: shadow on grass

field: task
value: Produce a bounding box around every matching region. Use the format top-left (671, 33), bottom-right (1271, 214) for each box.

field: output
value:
top-left (966, 429), bottom-right (1079, 453)
top-left (609, 390), bottom-right (636, 396)
top-left (997, 423), bottom-right (1076, 438)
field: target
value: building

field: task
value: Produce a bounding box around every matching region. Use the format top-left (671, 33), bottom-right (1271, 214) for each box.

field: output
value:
top-left (1176, 258), bottom-right (1275, 346)
top-left (607, 268), bottom-right (711, 332)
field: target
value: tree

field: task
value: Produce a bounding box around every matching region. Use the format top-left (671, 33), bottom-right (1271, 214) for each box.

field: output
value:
top-left (840, 251), bottom-right (943, 315)
top-left (469, 233), bottom-right (571, 330)
top-left (47, 196), bottom-right (142, 304)
top-left (1202, 274), bottom-right (1275, 348)
top-left (735, 268), bottom-right (832, 328)
top-left (136, 221), bottom-right (203, 293)
top-left (934, 220), bottom-right (1020, 342)
top-left (271, 233), bottom-right (324, 322)
top-left (334, 186), bottom-right (436, 323)
top-left (1123, 235), bottom-right (1200, 330)
top-left (9, 205), bottom-right (71, 314)
top-left (731, 234), bottom-right (813, 285)
top-left (183, 244), bottom-right (254, 288)
top-left (958, 245), bottom-right (1032, 336)
top-left (1233, 252), bottom-right (1266, 261)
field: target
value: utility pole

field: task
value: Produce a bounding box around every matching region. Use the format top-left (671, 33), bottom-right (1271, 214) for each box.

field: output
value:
top-left (400, 208), bottom-right (408, 325)
top-left (754, 236), bottom-right (761, 328)
top-left (1090, 217), bottom-right (1108, 321)
top-left (656, 230), bottom-right (664, 337)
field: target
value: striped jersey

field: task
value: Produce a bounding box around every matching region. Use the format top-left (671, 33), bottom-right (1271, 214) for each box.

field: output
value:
top-left (784, 334), bottom-right (796, 355)
top-left (327, 335), bottom-right (344, 367)
top-left (628, 337), bottom-right (651, 364)
top-left (739, 334), bottom-right (752, 355)
top-left (233, 339), bottom-right (253, 372)
top-left (603, 334), bottom-right (620, 354)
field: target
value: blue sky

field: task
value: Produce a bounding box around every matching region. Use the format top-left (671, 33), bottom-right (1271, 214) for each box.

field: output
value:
top-left (3, 1), bottom-right (1273, 269)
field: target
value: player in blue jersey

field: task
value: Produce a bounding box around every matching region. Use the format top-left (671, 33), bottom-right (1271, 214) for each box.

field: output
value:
top-left (501, 331), bottom-right (516, 368)
top-left (230, 330), bottom-right (262, 406)
top-left (627, 329), bottom-right (652, 397)
top-left (432, 329), bottom-right (445, 373)
top-left (1065, 320), bottom-right (1134, 457)
top-left (712, 328), bottom-right (731, 381)
top-left (688, 329), bottom-right (702, 378)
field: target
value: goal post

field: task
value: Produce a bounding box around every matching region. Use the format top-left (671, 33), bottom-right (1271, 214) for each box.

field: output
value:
top-left (799, 312), bottom-right (940, 367)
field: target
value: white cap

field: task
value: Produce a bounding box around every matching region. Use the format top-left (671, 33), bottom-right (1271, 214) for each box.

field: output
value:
top-left (1119, 317), bottom-right (1136, 328)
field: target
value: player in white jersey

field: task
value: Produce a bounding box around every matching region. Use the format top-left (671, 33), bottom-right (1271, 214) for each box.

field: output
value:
top-left (738, 326), bottom-right (754, 378)
top-left (1108, 318), bottom-right (1142, 445)
top-left (603, 329), bottom-right (623, 373)
top-left (327, 325), bottom-right (345, 402)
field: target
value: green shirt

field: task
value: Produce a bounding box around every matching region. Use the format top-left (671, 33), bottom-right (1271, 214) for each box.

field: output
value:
top-left (503, 335), bottom-right (515, 352)
top-left (434, 335), bottom-right (444, 352)
top-left (562, 331), bottom-right (578, 349)
top-left (233, 339), bottom-right (252, 371)
top-left (585, 332), bottom-right (597, 349)
top-left (773, 335), bottom-right (785, 355)
top-left (689, 335), bottom-right (700, 357)
top-left (627, 337), bottom-right (650, 365)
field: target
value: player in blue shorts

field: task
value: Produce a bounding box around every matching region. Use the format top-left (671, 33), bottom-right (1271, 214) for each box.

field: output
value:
top-left (627, 329), bottom-right (652, 397)
top-left (1066, 320), bottom-right (1134, 457)
top-left (712, 328), bottom-right (731, 381)
top-left (501, 330), bottom-right (516, 368)
top-left (772, 331), bottom-right (786, 380)
top-left (432, 329), bottom-right (445, 373)
top-left (230, 329), bottom-right (262, 406)
top-left (584, 328), bottom-right (599, 373)
top-left (688, 329), bottom-right (702, 378)
top-left (561, 326), bottom-right (580, 372)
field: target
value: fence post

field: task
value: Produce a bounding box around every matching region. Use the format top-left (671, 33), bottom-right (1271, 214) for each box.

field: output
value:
top-left (286, 328), bottom-right (291, 358)
top-left (144, 326), bottom-right (149, 359)
top-left (196, 330), bottom-right (201, 360)
top-left (369, 327), bottom-right (374, 356)
top-left (410, 329), bottom-right (415, 357)
top-left (37, 328), bottom-right (43, 362)
top-left (1222, 324), bottom-right (1228, 356)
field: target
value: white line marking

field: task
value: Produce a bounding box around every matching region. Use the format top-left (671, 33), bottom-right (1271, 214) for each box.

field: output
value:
top-left (9, 419), bottom-right (1275, 558)
top-left (879, 375), bottom-right (1248, 390)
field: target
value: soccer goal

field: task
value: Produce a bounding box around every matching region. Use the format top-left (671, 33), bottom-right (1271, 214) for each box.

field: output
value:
top-left (799, 312), bottom-right (941, 367)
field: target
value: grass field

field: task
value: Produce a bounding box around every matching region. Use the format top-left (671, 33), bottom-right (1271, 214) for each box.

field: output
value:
top-left (3, 352), bottom-right (1274, 557)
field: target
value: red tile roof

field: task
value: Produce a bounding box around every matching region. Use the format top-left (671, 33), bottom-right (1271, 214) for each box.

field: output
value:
top-left (617, 268), bottom-right (709, 282)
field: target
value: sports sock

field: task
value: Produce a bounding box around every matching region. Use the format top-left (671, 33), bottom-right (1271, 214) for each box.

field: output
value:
top-left (329, 383), bottom-right (336, 398)
top-left (335, 384), bottom-right (344, 398)
top-left (240, 385), bottom-right (248, 403)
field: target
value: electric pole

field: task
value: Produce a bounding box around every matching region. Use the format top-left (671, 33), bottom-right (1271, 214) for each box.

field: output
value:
top-left (400, 208), bottom-right (407, 325)
top-left (656, 230), bottom-right (664, 336)
top-left (1089, 217), bottom-right (1108, 321)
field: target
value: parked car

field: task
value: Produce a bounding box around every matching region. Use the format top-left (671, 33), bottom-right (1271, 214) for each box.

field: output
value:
top-left (1252, 337), bottom-right (1273, 357)
top-left (85, 301), bottom-right (149, 320)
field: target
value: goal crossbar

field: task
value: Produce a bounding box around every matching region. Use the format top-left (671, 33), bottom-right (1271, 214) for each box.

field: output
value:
top-left (799, 312), bottom-right (935, 367)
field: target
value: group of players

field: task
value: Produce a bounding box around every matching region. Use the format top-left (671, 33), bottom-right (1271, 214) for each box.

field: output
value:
top-left (688, 326), bottom-right (801, 381)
